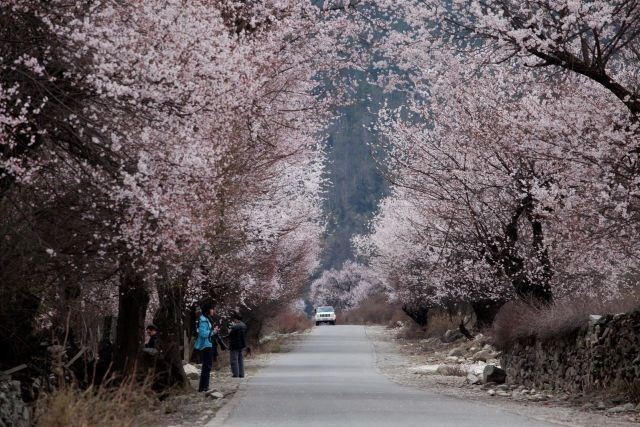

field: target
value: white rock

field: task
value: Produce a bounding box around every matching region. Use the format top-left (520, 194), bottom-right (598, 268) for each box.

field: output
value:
top-left (487, 389), bottom-right (496, 396)
top-left (496, 390), bottom-right (510, 397)
top-left (206, 391), bottom-right (224, 399)
top-left (466, 373), bottom-right (481, 384)
top-left (461, 361), bottom-right (487, 376)
top-left (409, 365), bottom-right (440, 375)
top-left (183, 363), bottom-right (200, 380)
top-left (588, 314), bottom-right (602, 323)
top-left (607, 403), bottom-right (635, 413)
top-left (448, 347), bottom-right (466, 357)
top-left (183, 363), bottom-right (200, 375)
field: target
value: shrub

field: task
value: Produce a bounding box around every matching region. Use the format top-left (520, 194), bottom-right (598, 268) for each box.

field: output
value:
top-left (395, 308), bottom-right (467, 340)
top-left (336, 295), bottom-right (406, 325)
top-left (36, 381), bottom-right (155, 427)
top-left (264, 311), bottom-right (311, 335)
top-left (490, 293), bottom-right (640, 349)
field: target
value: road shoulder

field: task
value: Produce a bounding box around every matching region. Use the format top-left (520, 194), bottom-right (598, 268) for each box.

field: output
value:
top-left (365, 326), bottom-right (639, 427)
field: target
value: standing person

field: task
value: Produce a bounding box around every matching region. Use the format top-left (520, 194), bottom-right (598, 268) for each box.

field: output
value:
top-left (228, 313), bottom-right (247, 378)
top-left (194, 303), bottom-right (218, 392)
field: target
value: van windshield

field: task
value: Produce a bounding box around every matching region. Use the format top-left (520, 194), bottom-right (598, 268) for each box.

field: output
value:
top-left (317, 306), bottom-right (334, 313)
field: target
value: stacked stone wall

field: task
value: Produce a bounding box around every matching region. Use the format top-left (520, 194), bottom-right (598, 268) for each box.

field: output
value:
top-left (502, 309), bottom-right (640, 392)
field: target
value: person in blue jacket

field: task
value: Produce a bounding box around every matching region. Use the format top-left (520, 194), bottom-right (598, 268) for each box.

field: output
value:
top-left (195, 303), bottom-right (226, 392)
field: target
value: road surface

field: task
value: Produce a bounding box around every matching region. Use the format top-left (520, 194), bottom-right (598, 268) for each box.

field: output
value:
top-left (221, 325), bottom-right (558, 427)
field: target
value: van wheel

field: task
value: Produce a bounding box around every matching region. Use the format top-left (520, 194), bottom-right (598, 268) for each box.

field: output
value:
top-left (315, 321), bottom-right (320, 326)
top-left (331, 321), bottom-right (336, 325)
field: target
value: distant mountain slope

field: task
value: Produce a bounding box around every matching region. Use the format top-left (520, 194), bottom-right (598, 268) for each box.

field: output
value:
top-left (321, 78), bottom-right (389, 269)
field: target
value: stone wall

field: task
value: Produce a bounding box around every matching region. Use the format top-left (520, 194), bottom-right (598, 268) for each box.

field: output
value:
top-left (0, 378), bottom-right (30, 427)
top-left (501, 309), bottom-right (640, 393)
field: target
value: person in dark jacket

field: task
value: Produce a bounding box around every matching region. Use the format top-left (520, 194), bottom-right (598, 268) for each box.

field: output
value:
top-left (228, 313), bottom-right (247, 378)
top-left (144, 324), bottom-right (158, 349)
top-left (143, 324), bottom-right (159, 356)
top-left (194, 304), bottom-right (225, 392)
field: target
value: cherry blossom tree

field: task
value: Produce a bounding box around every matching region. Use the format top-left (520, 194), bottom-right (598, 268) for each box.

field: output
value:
top-left (358, 45), bottom-right (638, 326)
top-left (310, 260), bottom-right (389, 311)
top-left (0, 0), bottom-right (357, 381)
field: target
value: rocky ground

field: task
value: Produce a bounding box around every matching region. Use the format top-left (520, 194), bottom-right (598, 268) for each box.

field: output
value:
top-left (366, 325), bottom-right (639, 427)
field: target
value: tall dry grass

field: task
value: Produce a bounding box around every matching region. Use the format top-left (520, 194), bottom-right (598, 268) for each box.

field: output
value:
top-left (490, 293), bottom-right (640, 349)
top-left (35, 380), bottom-right (155, 427)
top-left (264, 311), bottom-right (312, 335)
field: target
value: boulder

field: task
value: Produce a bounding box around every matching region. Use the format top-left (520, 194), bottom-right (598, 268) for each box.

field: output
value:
top-left (441, 329), bottom-right (464, 343)
top-left (606, 403), bottom-right (635, 413)
top-left (472, 350), bottom-right (495, 362)
top-left (448, 347), bottom-right (466, 357)
top-left (183, 363), bottom-right (200, 380)
top-left (482, 365), bottom-right (506, 384)
top-left (487, 389), bottom-right (496, 396)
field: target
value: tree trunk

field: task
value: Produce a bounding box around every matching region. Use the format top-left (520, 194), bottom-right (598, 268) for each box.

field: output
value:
top-left (244, 315), bottom-right (263, 347)
top-left (114, 259), bottom-right (149, 376)
top-left (0, 289), bottom-right (40, 368)
top-left (402, 304), bottom-right (429, 327)
top-left (471, 299), bottom-right (504, 329)
top-left (153, 268), bottom-right (188, 390)
top-left (484, 195), bottom-right (553, 305)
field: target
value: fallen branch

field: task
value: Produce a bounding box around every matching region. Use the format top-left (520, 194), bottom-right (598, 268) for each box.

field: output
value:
top-left (65, 347), bottom-right (87, 368)
top-left (2, 364), bottom-right (27, 376)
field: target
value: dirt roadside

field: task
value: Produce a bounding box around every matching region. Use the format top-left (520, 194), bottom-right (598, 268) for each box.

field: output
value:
top-left (365, 325), bottom-right (639, 427)
top-left (154, 332), bottom-right (305, 427)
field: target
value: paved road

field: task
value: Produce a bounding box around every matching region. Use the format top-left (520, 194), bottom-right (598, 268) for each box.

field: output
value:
top-left (222, 325), bottom-right (558, 427)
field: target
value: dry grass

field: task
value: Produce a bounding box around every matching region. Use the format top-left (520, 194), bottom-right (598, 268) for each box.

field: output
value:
top-left (35, 380), bottom-right (156, 427)
top-left (336, 295), bottom-right (407, 325)
top-left (425, 310), bottom-right (465, 338)
top-left (490, 293), bottom-right (640, 349)
top-left (396, 308), bottom-right (466, 340)
top-left (264, 311), bottom-right (312, 335)
top-left (257, 337), bottom-right (288, 354)
top-left (437, 365), bottom-right (467, 377)
top-left (623, 379), bottom-right (640, 404)
top-left (396, 322), bottom-right (426, 339)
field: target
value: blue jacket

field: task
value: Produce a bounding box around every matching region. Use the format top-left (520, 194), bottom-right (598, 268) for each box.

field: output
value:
top-left (194, 315), bottom-right (227, 352)
top-left (194, 315), bottom-right (213, 350)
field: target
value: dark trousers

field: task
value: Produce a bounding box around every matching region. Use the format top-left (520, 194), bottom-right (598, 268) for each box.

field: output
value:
top-left (198, 347), bottom-right (214, 392)
top-left (230, 349), bottom-right (244, 378)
